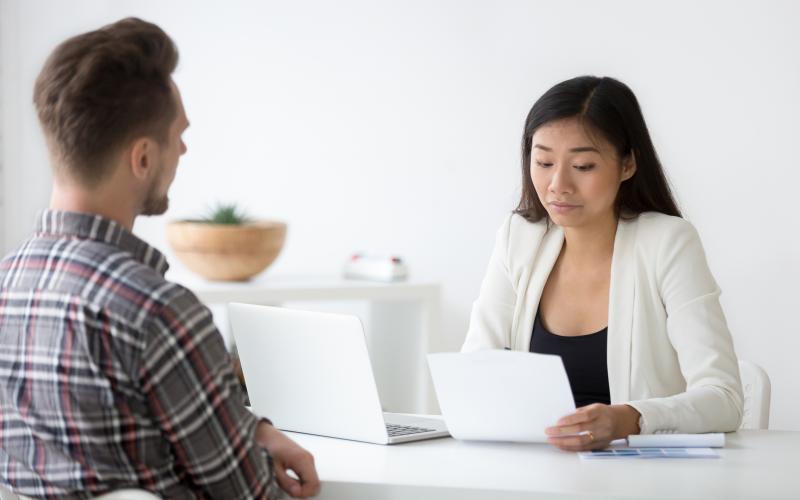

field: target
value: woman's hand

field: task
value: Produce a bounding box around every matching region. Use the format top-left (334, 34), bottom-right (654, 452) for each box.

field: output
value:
top-left (545, 404), bottom-right (641, 451)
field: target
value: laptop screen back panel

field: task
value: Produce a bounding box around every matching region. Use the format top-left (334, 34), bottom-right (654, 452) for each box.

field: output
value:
top-left (230, 303), bottom-right (389, 444)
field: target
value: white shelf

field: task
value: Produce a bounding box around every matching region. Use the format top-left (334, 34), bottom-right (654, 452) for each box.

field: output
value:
top-left (167, 272), bottom-right (440, 304)
top-left (167, 271), bottom-right (442, 414)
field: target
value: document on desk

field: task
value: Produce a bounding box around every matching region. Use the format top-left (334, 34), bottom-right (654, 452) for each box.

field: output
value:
top-left (627, 433), bottom-right (725, 448)
top-left (579, 447), bottom-right (720, 459)
top-left (428, 350), bottom-right (576, 442)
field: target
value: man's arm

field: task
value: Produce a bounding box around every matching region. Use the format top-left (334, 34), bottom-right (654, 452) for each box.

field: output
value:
top-left (257, 422), bottom-right (319, 497)
top-left (139, 287), bottom-right (317, 498)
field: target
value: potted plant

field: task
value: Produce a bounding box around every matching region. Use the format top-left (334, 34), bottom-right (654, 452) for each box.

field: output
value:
top-left (166, 203), bottom-right (287, 281)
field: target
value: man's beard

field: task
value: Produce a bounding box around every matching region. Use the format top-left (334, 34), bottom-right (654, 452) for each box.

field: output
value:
top-left (141, 177), bottom-right (169, 216)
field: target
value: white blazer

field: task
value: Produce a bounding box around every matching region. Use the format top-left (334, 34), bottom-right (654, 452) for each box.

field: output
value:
top-left (462, 212), bottom-right (743, 434)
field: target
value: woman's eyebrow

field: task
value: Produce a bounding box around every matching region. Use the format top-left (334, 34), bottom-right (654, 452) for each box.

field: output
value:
top-left (533, 144), bottom-right (599, 153)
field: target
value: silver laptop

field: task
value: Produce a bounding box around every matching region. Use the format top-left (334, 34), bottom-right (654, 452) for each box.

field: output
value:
top-left (228, 303), bottom-right (449, 444)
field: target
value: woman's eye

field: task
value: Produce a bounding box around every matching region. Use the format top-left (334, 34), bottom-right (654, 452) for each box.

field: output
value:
top-left (574, 164), bottom-right (595, 171)
top-left (536, 161), bottom-right (553, 168)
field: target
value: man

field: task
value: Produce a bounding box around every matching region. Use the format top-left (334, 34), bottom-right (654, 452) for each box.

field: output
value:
top-left (0, 18), bottom-right (319, 499)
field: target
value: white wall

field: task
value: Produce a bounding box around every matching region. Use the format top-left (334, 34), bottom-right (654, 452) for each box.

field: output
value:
top-left (0, 3), bottom-right (4, 255)
top-left (0, 0), bottom-right (11, 254)
top-left (1, 0), bottom-right (798, 430)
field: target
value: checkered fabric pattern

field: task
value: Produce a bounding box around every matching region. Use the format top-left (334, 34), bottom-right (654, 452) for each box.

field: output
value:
top-left (0, 210), bottom-right (280, 499)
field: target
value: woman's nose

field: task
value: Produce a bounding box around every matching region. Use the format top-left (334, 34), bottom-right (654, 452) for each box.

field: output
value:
top-left (549, 165), bottom-right (574, 194)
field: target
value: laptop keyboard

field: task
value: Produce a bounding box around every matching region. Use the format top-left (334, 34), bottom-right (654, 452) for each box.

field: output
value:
top-left (385, 423), bottom-right (435, 437)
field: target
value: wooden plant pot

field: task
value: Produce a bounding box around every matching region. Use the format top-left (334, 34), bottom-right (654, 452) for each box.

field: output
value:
top-left (166, 221), bottom-right (287, 281)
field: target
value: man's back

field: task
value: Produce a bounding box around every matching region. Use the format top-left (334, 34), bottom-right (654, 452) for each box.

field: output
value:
top-left (0, 16), bottom-right (318, 499)
top-left (0, 211), bottom-right (276, 499)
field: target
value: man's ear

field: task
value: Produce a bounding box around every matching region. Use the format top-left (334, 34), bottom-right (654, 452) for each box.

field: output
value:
top-left (621, 150), bottom-right (637, 182)
top-left (129, 137), bottom-right (158, 181)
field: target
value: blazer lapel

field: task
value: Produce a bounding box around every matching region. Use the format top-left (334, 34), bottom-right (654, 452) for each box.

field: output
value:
top-left (607, 217), bottom-right (637, 403)
top-left (513, 224), bottom-right (564, 351)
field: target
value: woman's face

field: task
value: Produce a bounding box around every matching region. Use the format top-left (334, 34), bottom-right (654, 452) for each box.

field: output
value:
top-left (530, 117), bottom-right (635, 229)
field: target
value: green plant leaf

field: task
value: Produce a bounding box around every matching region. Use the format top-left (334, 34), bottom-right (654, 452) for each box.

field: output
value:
top-left (200, 202), bottom-right (250, 225)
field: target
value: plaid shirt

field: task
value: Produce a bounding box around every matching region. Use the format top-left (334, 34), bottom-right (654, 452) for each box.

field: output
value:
top-left (0, 210), bottom-right (279, 499)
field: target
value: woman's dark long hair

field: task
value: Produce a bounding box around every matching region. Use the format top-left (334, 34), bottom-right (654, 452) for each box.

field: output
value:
top-left (515, 76), bottom-right (681, 222)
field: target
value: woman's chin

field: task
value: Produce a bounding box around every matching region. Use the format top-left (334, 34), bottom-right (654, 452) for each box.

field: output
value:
top-left (547, 211), bottom-right (581, 227)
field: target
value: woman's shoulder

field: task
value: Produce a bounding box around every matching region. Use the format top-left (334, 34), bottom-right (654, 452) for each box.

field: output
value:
top-left (507, 211), bottom-right (549, 231)
top-left (491, 212), bottom-right (553, 263)
top-left (504, 212), bottom-right (551, 243)
top-left (628, 211), bottom-right (698, 241)
top-left (625, 212), bottom-right (705, 262)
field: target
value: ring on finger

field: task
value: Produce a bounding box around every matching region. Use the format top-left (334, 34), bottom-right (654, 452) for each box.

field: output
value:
top-left (586, 431), bottom-right (595, 442)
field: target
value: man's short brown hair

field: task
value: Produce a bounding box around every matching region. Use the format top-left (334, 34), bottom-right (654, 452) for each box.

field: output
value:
top-left (34, 17), bottom-right (179, 186)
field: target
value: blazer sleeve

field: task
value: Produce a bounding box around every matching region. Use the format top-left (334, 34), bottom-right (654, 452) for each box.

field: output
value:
top-left (461, 214), bottom-right (516, 352)
top-left (627, 220), bottom-right (744, 433)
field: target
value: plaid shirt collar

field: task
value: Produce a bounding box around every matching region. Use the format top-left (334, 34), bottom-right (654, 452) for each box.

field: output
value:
top-left (35, 210), bottom-right (169, 276)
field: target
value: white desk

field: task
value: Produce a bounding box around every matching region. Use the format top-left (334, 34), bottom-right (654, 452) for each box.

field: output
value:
top-left (287, 429), bottom-right (799, 499)
top-left (167, 273), bottom-right (441, 413)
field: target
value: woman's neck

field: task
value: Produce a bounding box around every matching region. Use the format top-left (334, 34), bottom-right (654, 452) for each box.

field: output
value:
top-left (560, 212), bottom-right (618, 265)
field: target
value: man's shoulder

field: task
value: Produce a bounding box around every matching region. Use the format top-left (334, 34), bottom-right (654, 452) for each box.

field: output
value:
top-left (97, 253), bottom-right (199, 321)
top-left (69, 247), bottom-right (203, 338)
top-left (2, 235), bottom-right (198, 328)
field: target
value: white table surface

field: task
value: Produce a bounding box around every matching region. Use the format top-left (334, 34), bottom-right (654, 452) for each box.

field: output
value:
top-left (287, 428), bottom-right (799, 499)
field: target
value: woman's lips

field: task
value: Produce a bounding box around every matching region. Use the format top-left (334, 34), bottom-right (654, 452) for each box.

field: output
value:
top-left (549, 201), bottom-right (581, 214)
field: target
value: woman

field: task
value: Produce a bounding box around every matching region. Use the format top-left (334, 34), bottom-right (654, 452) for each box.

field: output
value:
top-left (462, 76), bottom-right (743, 451)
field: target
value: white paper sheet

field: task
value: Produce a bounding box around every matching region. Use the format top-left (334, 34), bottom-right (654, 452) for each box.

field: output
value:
top-left (627, 433), bottom-right (725, 448)
top-left (427, 350), bottom-right (576, 442)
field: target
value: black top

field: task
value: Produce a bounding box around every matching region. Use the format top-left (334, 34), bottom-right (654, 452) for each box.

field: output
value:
top-left (529, 310), bottom-right (611, 408)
